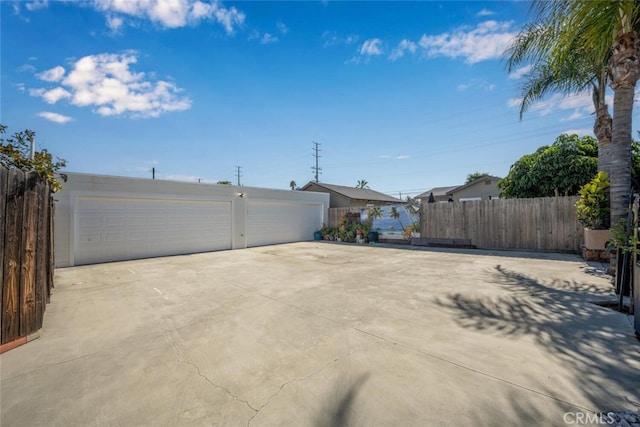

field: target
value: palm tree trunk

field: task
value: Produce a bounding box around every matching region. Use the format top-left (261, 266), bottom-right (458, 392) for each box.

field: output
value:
top-left (594, 103), bottom-right (612, 175)
top-left (609, 31), bottom-right (640, 224)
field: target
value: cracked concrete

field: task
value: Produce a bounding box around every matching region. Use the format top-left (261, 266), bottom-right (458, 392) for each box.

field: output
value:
top-left (2, 242), bottom-right (639, 426)
top-left (166, 331), bottom-right (259, 415)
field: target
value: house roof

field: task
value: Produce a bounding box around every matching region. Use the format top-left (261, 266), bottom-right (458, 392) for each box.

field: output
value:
top-left (416, 176), bottom-right (502, 199)
top-left (301, 182), bottom-right (402, 203)
top-left (446, 175), bottom-right (501, 195)
top-left (416, 186), bottom-right (459, 199)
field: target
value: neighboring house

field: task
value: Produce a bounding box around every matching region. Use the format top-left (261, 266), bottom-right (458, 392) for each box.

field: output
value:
top-left (417, 176), bottom-right (501, 203)
top-left (301, 182), bottom-right (402, 208)
top-left (416, 185), bottom-right (459, 203)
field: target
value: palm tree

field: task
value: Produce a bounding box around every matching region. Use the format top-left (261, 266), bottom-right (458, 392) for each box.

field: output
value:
top-left (368, 206), bottom-right (383, 228)
top-left (356, 179), bottom-right (369, 189)
top-left (505, 15), bottom-right (613, 175)
top-left (289, 180), bottom-right (296, 191)
top-left (390, 207), bottom-right (405, 231)
top-left (511, 1), bottom-right (640, 223)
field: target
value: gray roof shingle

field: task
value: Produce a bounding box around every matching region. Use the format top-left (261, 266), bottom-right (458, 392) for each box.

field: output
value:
top-left (302, 182), bottom-right (402, 203)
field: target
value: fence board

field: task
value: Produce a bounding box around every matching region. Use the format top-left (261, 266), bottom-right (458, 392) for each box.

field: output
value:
top-left (328, 207), bottom-right (365, 227)
top-left (35, 179), bottom-right (47, 331)
top-left (48, 201), bottom-right (54, 301)
top-left (19, 173), bottom-right (39, 336)
top-left (3, 169), bottom-right (25, 343)
top-left (0, 168), bottom-right (7, 329)
top-left (1, 167), bottom-right (54, 345)
top-left (421, 196), bottom-right (583, 253)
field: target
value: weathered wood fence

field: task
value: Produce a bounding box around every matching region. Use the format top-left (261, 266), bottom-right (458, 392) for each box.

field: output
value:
top-left (421, 196), bottom-right (583, 252)
top-left (1, 167), bottom-right (54, 345)
top-left (328, 207), bottom-right (365, 227)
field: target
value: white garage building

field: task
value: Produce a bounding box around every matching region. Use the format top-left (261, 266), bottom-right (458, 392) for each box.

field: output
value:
top-left (54, 173), bottom-right (329, 267)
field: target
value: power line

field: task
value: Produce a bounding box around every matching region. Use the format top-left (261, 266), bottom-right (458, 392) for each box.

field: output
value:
top-left (235, 165), bottom-right (243, 186)
top-left (312, 141), bottom-right (322, 183)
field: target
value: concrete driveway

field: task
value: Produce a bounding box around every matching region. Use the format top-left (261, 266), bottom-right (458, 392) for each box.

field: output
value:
top-left (1, 242), bottom-right (638, 426)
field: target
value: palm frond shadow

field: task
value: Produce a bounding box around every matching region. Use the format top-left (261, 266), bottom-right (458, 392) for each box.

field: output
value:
top-left (434, 264), bottom-right (639, 410)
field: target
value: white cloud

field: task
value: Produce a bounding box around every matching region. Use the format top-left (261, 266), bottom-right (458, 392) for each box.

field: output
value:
top-left (508, 91), bottom-right (594, 119)
top-left (508, 64), bottom-right (532, 80)
top-left (457, 78), bottom-right (496, 92)
top-left (360, 38), bottom-right (383, 56)
top-left (562, 129), bottom-right (593, 137)
top-left (561, 111), bottom-right (585, 122)
top-left (31, 52), bottom-right (191, 118)
top-left (389, 39), bottom-right (417, 61)
top-left (379, 154), bottom-right (409, 160)
top-left (29, 88), bottom-right (46, 97)
top-left (276, 21), bottom-right (288, 34)
top-left (93, 0), bottom-right (245, 33)
top-left (41, 87), bottom-right (72, 104)
top-left (38, 111), bottom-right (72, 124)
top-left (260, 33), bottom-right (278, 44)
top-left (18, 64), bottom-right (37, 73)
top-left (418, 20), bottom-right (516, 64)
top-left (25, 1), bottom-right (49, 11)
top-left (106, 14), bottom-right (124, 32)
top-left (507, 97), bottom-right (522, 108)
top-left (37, 65), bottom-right (65, 82)
top-left (322, 31), bottom-right (359, 47)
top-left (476, 8), bottom-right (494, 17)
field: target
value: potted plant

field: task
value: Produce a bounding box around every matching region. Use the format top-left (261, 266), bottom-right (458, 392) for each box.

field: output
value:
top-left (576, 171), bottom-right (611, 250)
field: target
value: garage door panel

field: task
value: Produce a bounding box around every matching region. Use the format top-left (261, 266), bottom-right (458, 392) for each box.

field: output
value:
top-left (75, 197), bottom-right (232, 265)
top-left (247, 201), bottom-right (322, 247)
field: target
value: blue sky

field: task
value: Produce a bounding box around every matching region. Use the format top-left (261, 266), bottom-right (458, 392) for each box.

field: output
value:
top-left (3, 0), bottom-right (639, 197)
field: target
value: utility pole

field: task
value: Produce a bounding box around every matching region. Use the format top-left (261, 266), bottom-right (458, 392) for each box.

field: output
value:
top-left (152, 167), bottom-right (155, 180)
top-left (235, 166), bottom-right (243, 186)
top-left (311, 141), bottom-right (322, 183)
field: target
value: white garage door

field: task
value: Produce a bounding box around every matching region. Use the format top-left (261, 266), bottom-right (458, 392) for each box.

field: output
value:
top-left (74, 196), bottom-right (232, 265)
top-left (247, 201), bottom-right (323, 247)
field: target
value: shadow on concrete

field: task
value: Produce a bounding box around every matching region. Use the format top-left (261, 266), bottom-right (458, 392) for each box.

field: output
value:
top-left (434, 264), bottom-right (639, 414)
top-left (314, 373), bottom-right (370, 427)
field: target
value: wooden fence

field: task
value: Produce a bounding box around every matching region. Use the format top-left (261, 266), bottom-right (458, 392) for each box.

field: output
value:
top-left (328, 207), bottom-right (365, 227)
top-left (1, 167), bottom-right (54, 345)
top-left (421, 196), bottom-right (583, 252)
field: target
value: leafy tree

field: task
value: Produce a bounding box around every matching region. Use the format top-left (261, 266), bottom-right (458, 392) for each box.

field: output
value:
top-left (0, 125), bottom-right (66, 192)
top-left (525, 1), bottom-right (640, 224)
top-left (217, 180), bottom-right (232, 185)
top-left (290, 180), bottom-right (296, 190)
top-left (356, 179), bottom-right (369, 189)
top-left (499, 134), bottom-right (598, 198)
top-left (465, 172), bottom-right (491, 184)
top-left (500, 133), bottom-right (640, 199)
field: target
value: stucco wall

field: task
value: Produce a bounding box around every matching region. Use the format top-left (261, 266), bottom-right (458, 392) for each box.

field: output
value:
top-left (55, 173), bottom-right (329, 267)
top-left (450, 178), bottom-right (501, 201)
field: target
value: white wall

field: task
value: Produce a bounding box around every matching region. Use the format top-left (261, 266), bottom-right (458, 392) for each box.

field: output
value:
top-left (54, 173), bottom-right (329, 267)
